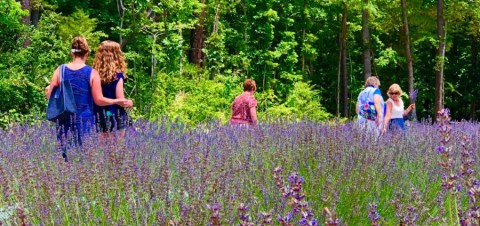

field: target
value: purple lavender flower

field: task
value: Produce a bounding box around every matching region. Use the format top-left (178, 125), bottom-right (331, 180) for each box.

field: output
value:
top-left (410, 89), bottom-right (418, 102)
top-left (278, 212), bottom-right (293, 225)
top-left (207, 203), bottom-right (221, 226)
top-left (261, 211), bottom-right (273, 225)
top-left (368, 203), bottom-right (380, 225)
top-left (238, 203), bottom-right (254, 226)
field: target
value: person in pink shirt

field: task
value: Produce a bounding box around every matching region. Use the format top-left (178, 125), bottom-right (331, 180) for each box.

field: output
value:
top-left (229, 79), bottom-right (258, 126)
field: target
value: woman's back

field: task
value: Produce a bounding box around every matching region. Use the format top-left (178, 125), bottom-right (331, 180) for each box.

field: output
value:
top-left (230, 92), bottom-right (257, 125)
top-left (63, 65), bottom-right (94, 123)
top-left (94, 73), bottom-right (125, 115)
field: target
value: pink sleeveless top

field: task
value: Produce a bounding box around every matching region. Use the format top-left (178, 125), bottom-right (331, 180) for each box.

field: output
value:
top-left (229, 92), bottom-right (257, 125)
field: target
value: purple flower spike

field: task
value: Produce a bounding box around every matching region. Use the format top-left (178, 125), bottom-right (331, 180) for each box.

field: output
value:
top-left (369, 203), bottom-right (380, 225)
top-left (410, 89), bottom-right (418, 102)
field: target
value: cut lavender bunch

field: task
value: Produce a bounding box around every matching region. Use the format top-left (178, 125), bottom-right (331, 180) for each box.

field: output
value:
top-left (409, 89), bottom-right (418, 103)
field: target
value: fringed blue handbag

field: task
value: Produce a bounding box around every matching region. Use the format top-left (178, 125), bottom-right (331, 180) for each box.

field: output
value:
top-left (46, 64), bottom-right (76, 122)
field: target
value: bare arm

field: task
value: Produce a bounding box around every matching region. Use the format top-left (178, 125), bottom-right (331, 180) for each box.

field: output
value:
top-left (383, 101), bottom-right (393, 133)
top-left (373, 95), bottom-right (383, 126)
top-left (115, 78), bottom-right (133, 108)
top-left (355, 102), bottom-right (360, 115)
top-left (91, 69), bottom-right (129, 107)
top-left (249, 106), bottom-right (258, 125)
top-left (403, 103), bottom-right (415, 117)
top-left (45, 67), bottom-right (60, 99)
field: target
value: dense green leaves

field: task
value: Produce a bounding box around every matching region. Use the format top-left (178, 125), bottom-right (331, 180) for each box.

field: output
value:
top-left (1, 0), bottom-right (480, 126)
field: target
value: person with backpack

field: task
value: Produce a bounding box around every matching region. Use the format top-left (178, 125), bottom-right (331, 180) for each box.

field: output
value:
top-left (356, 76), bottom-right (385, 134)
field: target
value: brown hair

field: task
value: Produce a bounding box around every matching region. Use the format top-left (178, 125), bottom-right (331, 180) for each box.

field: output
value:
top-left (92, 40), bottom-right (127, 84)
top-left (243, 79), bottom-right (256, 92)
top-left (71, 36), bottom-right (90, 58)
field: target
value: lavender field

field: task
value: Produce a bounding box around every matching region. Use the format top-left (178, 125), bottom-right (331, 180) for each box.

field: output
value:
top-left (0, 115), bottom-right (479, 225)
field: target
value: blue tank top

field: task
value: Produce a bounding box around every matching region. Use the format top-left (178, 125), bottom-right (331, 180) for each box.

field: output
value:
top-left (94, 73), bottom-right (125, 116)
top-left (63, 65), bottom-right (94, 123)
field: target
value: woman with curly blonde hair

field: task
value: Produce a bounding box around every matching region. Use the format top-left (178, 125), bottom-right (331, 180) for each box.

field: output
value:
top-left (93, 40), bottom-right (130, 137)
top-left (46, 36), bottom-right (132, 161)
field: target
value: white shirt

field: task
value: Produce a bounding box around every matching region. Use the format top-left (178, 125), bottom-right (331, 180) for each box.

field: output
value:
top-left (387, 98), bottom-right (404, 119)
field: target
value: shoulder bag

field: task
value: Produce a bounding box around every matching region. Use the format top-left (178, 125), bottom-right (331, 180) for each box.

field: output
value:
top-left (46, 64), bottom-right (76, 122)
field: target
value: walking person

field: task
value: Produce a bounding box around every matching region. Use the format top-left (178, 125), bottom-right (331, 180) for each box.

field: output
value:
top-left (356, 76), bottom-right (385, 135)
top-left (229, 79), bottom-right (258, 126)
top-left (92, 40), bottom-right (131, 141)
top-left (45, 36), bottom-right (133, 161)
top-left (382, 83), bottom-right (415, 134)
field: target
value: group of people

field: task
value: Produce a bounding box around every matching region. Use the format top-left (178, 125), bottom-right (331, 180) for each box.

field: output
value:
top-left (46, 36), bottom-right (412, 161)
top-left (46, 36), bottom-right (132, 161)
top-left (46, 36), bottom-right (259, 161)
top-left (356, 76), bottom-right (415, 136)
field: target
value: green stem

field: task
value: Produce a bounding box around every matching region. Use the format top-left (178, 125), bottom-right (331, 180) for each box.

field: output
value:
top-left (448, 191), bottom-right (460, 226)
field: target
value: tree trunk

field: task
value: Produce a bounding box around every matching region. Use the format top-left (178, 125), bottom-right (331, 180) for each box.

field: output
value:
top-left (116, 0), bottom-right (126, 47)
top-left (20, 0), bottom-right (31, 25)
top-left (301, 0), bottom-right (307, 73)
top-left (20, 0), bottom-right (31, 47)
top-left (362, 0), bottom-right (372, 80)
top-left (189, 0), bottom-right (206, 67)
top-left (401, 0), bottom-right (416, 120)
top-left (341, 2), bottom-right (348, 118)
top-left (435, 0), bottom-right (446, 117)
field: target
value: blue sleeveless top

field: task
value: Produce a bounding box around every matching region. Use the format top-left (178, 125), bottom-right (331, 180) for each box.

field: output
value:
top-left (94, 73), bottom-right (126, 116)
top-left (63, 65), bottom-right (94, 123)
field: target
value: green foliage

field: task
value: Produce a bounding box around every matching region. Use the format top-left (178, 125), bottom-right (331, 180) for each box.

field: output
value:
top-left (148, 71), bottom-right (241, 125)
top-left (58, 9), bottom-right (106, 45)
top-left (265, 81), bottom-right (331, 122)
top-left (2, 0), bottom-right (480, 125)
top-left (0, 0), bottom-right (27, 52)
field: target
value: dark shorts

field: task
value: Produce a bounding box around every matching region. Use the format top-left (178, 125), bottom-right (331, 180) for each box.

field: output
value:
top-left (95, 109), bottom-right (129, 133)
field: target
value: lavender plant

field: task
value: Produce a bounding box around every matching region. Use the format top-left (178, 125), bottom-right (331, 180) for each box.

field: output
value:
top-left (436, 109), bottom-right (461, 225)
top-left (273, 167), bottom-right (318, 225)
top-left (0, 117), bottom-right (478, 225)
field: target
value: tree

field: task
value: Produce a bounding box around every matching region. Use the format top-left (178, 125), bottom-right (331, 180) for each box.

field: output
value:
top-left (340, 2), bottom-right (348, 117)
top-left (189, 0), bottom-right (206, 66)
top-left (401, 0), bottom-right (416, 120)
top-left (435, 0), bottom-right (446, 116)
top-left (362, 0), bottom-right (372, 80)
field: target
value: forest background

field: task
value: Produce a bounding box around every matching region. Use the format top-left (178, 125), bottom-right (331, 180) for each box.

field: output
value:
top-left (1, 0), bottom-right (479, 126)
